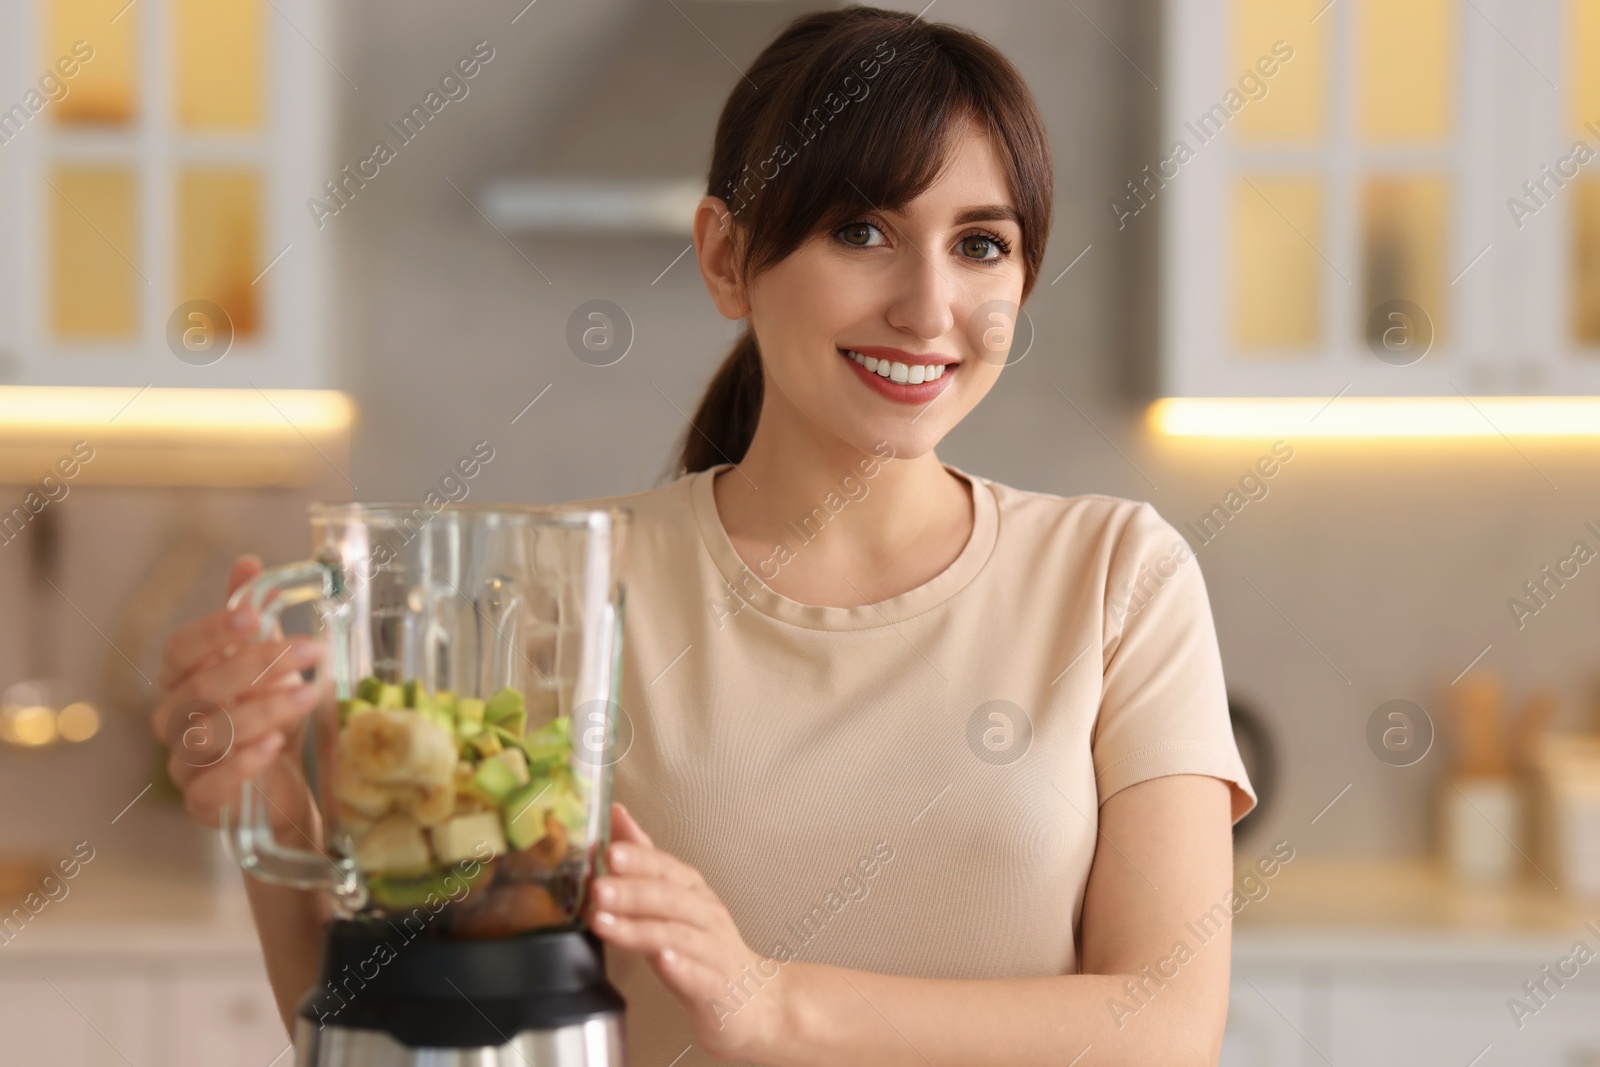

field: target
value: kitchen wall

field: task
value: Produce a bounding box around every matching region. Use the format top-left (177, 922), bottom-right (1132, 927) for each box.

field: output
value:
top-left (3, 0), bottom-right (1596, 875)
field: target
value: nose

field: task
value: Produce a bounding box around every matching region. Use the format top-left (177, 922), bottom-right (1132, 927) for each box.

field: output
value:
top-left (883, 244), bottom-right (956, 342)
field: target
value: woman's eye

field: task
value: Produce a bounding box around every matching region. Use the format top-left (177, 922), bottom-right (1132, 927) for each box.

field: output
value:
top-left (960, 233), bottom-right (1013, 261)
top-left (835, 221), bottom-right (885, 247)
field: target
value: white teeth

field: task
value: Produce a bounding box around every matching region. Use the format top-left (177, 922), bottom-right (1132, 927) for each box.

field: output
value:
top-left (845, 350), bottom-right (947, 384)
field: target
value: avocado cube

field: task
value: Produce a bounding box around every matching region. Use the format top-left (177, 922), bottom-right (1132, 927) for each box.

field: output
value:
top-left (355, 676), bottom-right (384, 704)
top-left (469, 730), bottom-right (503, 758)
top-left (503, 780), bottom-right (555, 851)
top-left (456, 698), bottom-right (486, 724)
top-left (401, 679), bottom-right (424, 708)
top-left (484, 687), bottom-right (525, 724)
top-left (375, 683), bottom-right (405, 709)
top-left (456, 717), bottom-right (485, 740)
top-left (419, 704), bottom-right (454, 734)
top-left (493, 707), bottom-right (527, 738)
top-left (430, 812), bottom-right (507, 866)
top-left (471, 758), bottom-right (521, 805)
top-left (434, 690), bottom-right (458, 713)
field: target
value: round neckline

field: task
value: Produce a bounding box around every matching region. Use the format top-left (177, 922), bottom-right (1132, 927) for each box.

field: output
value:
top-left (690, 459), bottom-right (998, 631)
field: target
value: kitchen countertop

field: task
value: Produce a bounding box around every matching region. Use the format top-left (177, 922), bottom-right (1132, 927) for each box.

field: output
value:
top-left (7, 855), bottom-right (1599, 964)
top-left (0, 857), bottom-right (262, 961)
top-left (1233, 857), bottom-right (1600, 965)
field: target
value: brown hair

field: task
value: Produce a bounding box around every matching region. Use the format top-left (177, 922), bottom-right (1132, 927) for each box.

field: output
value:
top-left (669, 4), bottom-right (1054, 478)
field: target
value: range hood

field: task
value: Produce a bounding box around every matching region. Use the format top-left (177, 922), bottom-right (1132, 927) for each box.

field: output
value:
top-left (482, 0), bottom-right (829, 236)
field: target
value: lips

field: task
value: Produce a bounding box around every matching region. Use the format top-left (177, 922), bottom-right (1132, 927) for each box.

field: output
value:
top-left (838, 347), bottom-right (957, 405)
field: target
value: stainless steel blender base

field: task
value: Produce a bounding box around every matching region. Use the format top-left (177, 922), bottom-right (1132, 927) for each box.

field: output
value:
top-left (293, 1013), bottom-right (625, 1066)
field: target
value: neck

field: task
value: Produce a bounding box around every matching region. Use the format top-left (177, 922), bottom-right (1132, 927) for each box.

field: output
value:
top-left (710, 400), bottom-right (971, 570)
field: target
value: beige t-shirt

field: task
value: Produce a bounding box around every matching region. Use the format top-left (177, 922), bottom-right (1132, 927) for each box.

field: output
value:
top-left (567, 460), bottom-right (1255, 1067)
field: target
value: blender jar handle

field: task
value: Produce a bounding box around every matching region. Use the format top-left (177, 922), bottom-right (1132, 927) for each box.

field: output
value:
top-left (219, 556), bottom-right (350, 891)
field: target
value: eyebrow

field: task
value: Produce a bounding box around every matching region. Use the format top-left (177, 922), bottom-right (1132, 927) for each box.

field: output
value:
top-left (953, 205), bottom-right (1021, 227)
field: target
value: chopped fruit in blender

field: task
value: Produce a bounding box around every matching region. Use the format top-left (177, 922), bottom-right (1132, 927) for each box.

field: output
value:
top-left (338, 674), bottom-right (591, 933)
top-left (366, 859), bottom-right (493, 911)
top-left (345, 708), bottom-right (456, 786)
top-left (471, 758), bottom-right (521, 805)
top-left (355, 814), bottom-right (433, 874)
top-left (406, 781), bottom-right (456, 827)
top-left (484, 686), bottom-right (524, 725)
top-left (447, 882), bottom-right (568, 939)
top-left (499, 811), bottom-right (569, 875)
top-left (336, 696), bottom-right (374, 725)
top-left (333, 751), bottom-right (406, 818)
top-left (432, 811), bottom-right (508, 865)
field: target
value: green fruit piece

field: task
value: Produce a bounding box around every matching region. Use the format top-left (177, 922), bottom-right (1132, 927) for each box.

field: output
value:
top-left (484, 687), bottom-right (525, 724)
top-left (490, 723), bottom-right (524, 749)
top-left (365, 860), bottom-right (490, 911)
top-left (434, 690), bottom-right (458, 713)
top-left (470, 730), bottom-right (503, 758)
top-left (457, 698), bottom-right (486, 724)
top-left (402, 679), bottom-right (424, 708)
top-left (375, 683), bottom-right (405, 709)
top-left (337, 697), bottom-right (374, 725)
top-left (503, 780), bottom-right (556, 851)
top-left (420, 704), bottom-right (455, 733)
top-left (355, 676), bottom-right (384, 704)
top-left (456, 717), bottom-right (485, 740)
top-left (494, 708), bottom-right (526, 738)
top-left (472, 758), bottom-right (521, 805)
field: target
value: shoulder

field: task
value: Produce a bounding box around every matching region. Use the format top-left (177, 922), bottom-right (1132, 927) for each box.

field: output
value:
top-left (976, 473), bottom-right (1188, 563)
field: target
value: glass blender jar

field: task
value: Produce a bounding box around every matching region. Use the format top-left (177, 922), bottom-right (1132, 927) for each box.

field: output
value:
top-left (222, 502), bottom-right (630, 1066)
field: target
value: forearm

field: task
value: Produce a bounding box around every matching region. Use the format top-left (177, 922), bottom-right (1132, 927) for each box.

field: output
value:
top-left (764, 962), bottom-right (1222, 1067)
top-left (244, 876), bottom-right (331, 1034)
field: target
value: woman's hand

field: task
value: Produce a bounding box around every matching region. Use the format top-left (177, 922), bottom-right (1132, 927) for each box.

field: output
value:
top-left (588, 803), bottom-right (790, 1061)
top-left (149, 554), bottom-right (324, 828)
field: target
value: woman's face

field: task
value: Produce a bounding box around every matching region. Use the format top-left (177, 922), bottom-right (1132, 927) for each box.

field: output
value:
top-left (716, 124), bottom-right (1028, 463)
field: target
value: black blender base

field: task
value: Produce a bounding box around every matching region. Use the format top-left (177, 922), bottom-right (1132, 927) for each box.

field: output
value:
top-left (294, 920), bottom-right (626, 1066)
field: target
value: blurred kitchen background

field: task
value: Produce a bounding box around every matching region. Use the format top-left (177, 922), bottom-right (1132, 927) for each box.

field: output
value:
top-left (0, 0), bottom-right (1598, 1063)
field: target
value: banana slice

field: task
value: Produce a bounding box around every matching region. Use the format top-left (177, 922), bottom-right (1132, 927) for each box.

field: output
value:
top-left (406, 781), bottom-right (455, 827)
top-left (332, 751), bottom-right (403, 819)
top-left (353, 814), bottom-right (432, 874)
top-left (345, 708), bottom-right (456, 786)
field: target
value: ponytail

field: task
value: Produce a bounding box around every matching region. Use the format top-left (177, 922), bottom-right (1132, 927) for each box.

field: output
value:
top-left (673, 328), bottom-right (763, 477)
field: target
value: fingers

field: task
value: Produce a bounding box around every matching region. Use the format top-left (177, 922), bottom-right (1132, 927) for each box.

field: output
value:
top-left (591, 872), bottom-right (722, 930)
top-left (165, 683), bottom-right (319, 779)
top-left (606, 839), bottom-right (704, 893)
top-left (590, 912), bottom-right (723, 971)
top-left (227, 554), bottom-right (263, 597)
top-left (612, 802), bottom-right (655, 847)
top-left (157, 555), bottom-right (268, 692)
top-left (153, 637), bottom-right (321, 741)
top-left (173, 731), bottom-right (286, 828)
top-left (158, 604), bottom-right (262, 692)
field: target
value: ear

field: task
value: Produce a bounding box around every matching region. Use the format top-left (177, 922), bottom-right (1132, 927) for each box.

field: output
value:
top-left (693, 195), bottom-right (750, 320)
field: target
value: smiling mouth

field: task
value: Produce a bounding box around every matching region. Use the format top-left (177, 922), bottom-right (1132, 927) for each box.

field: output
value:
top-left (838, 348), bottom-right (957, 385)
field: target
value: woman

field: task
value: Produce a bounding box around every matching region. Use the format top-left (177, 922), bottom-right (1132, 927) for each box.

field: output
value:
top-left (152, 6), bottom-right (1255, 1065)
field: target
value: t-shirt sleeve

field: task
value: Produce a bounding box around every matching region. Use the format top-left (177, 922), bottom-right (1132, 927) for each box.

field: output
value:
top-left (1091, 501), bottom-right (1257, 824)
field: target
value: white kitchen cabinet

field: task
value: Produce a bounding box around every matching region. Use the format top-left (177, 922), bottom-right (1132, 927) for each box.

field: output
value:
top-left (0, 976), bottom-right (163, 1067)
top-left (168, 969), bottom-right (293, 1067)
top-left (0, 955), bottom-right (287, 1067)
top-left (1160, 0), bottom-right (1600, 398)
top-left (1228, 938), bottom-right (1600, 1067)
top-left (0, 0), bottom-right (331, 390)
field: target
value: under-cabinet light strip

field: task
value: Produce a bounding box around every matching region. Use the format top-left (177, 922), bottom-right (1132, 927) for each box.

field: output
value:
top-left (1148, 397), bottom-right (1600, 438)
